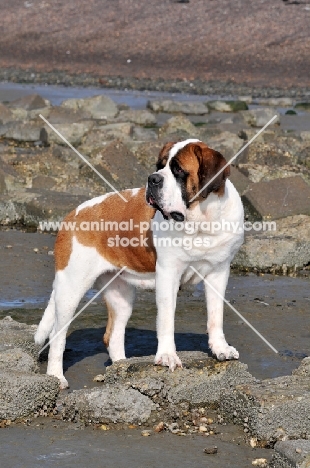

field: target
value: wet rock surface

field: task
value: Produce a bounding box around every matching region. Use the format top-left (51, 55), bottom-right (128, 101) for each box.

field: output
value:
top-left (270, 440), bottom-right (310, 468)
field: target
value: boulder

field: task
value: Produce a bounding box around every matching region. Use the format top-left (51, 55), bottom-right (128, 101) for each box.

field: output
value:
top-left (220, 358), bottom-right (310, 445)
top-left (271, 440), bottom-right (310, 468)
top-left (242, 176), bottom-right (310, 221)
top-left (300, 131), bottom-right (310, 141)
top-left (44, 121), bottom-right (94, 146)
top-left (80, 123), bottom-right (133, 155)
top-left (0, 370), bottom-right (59, 421)
top-left (295, 102), bottom-right (310, 111)
top-left (148, 99), bottom-right (209, 115)
top-left (206, 131), bottom-right (244, 161)
top-left (258, 98), bottom-right (294, 107)
top-left (0, 316), bottom-right (39, 359)
top-left (0, 348), bottom-right (39, 373)
top-left (60, 385), bottom-right (155, 424)
top-left (46, 106), bottom-right (91, 124)
top-left (61, 95), bottom-right (118, 119)
top-left (159, 115), bottom-right (199, 138)
top-left (3, 122), bottom-right (45, 142)
top-left (9, 94), bottom-right (50, 111)
top-left (0, 103), bottom-right (14, 124)
top-left (241, 108), bottom-right (280, 127)
top-left (116, 109), bottom-right (157, 126)
top-left (207, 100), bottom-right (248, 112)
top-left (132, 126), bottom-right (158, 142)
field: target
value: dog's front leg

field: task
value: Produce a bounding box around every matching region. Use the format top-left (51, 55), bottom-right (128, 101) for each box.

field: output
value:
top-left (205, 264), bottom-right (239, 361)
top-left (154, 259), bottom-right (183, 371)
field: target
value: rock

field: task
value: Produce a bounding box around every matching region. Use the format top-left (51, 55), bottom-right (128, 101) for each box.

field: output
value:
top-left (238, 96), bottom-right (253, 105)
top-left (130, 141), bottom-right (164, 173)
top-left (44, 121), bottom-right (94, 146)
top-left (0, 103), bottom-right (14, 124)
top-left (233, 215), bottom-right (310, 270)
top-left (0, 370), bottom-right (59, 421)
top-left (0, 348), bottom-right (39, 373)
top-left (292, 357), bottom-right (310, 377)
top-left (270, 440), bottom-right (310, 468)
top-left (132, 126), bottom-right (158, 142)
top-left (220, 369), bottom-right (310, 445)
top-left (285, 109), bottom-right (297, 115)
top-left (60, 385), bottom-right (155, 424)
top-left (104, 352), bottom-right (255, 408)
top-left (207, 100), bottom-right (248, 112)
top-left (0, 316), bottom-right (39, 359)
top-left (3, 122), bottom-right (45, 142)
top-left (32, 175), bottom-right (56, 190)
top-left (147, 99), bottom-right (209, 115)
top-left (116, 109), bottom-right (157, 126)
top-left (258, 98), bottom-right (294, 107)
top-left (300, 131), bottom-right (310, 141)
top-left (159, 115), bottom-right (199, 138)
top-left (295, 102), bottom-right (310, 111)
top-left (80, 123), bottom-right (133, 154)
top-left (61, 95), bottom-right (118, 119)
top-left (241, 108), bottom-right (280, 127)
top-left (47, 106), bottom-right (91, 124)
top-left (229, 167), bottom-right (251, 195)
top-left (0, 190), bottom-right (87, 225)
top-left (205, 131), bottom-right (244, 161)
top-left (0, 159), bottom-right (24, 194)
top-left (242, 176), bottom-right (310, 221)
top-left (237, 138), bottom-right (298, 169)
top-left (9, 94), bottom-right (50, 111)
top-left (80, 140), bottom-right (149, 191)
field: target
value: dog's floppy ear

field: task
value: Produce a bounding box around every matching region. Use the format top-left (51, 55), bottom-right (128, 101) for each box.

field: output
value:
top-left (156, 141), bottom-right (176, 170)
top-left (194, 144), bottom-right (230, 198)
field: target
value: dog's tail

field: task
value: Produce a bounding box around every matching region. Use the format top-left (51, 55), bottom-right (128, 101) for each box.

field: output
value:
top-left (34, 289), bottom-right (56, 346)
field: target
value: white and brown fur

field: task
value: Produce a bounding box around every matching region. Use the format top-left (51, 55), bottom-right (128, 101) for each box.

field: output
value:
top-left (35, 139), bottom-right (244, 389)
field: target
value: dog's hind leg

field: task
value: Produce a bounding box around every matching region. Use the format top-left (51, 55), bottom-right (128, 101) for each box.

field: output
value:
top-left (102, 276), bottom-right (135, 362)
top-left (34, 289), bottom-right (56, 346)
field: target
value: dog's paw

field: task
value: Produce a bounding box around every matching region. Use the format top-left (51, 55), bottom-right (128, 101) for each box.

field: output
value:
top-left (59, 376), bottom-right (69, 390)
top-left (210, 343), bottom-right (239, 361)
top-left (154, 352), bottom-right (182, 371)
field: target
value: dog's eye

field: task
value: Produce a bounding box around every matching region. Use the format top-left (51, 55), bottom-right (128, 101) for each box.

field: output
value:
top-left (172, 164), bottom-right (186, 177)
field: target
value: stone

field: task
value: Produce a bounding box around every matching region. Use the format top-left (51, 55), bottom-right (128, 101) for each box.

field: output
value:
top-left (130, 141), bottom-right (164, 173)
top-left (159, 115), bottom-right (199, 138)
top-left (0, 348), bottom-right (39, 373)
top-left (300, 131), bottom-right (310, 141)
top-left (220, 368), bottom-right (310, 445)
top-left (207, 100), bottom-right (248, 112)
top-left (0, 316), bottom-right (39, 359)
top-left (295, 102), bottom-right (310, 111)
top-left (104, 352), bottom-right (255, 407)
top-left (148, 99), bottom-right (209, 115)
top-left (0, 370), bottom-right (59, 421)
top-left (258, 98), bottom-right (294, 107)
top-left (3, 122), bottom-right (45, 142)
top-left (0, 159), bottom-right (24, 194)
top-left (206, 131), bottom-right (244, 161)
top-left (32, 175), bottom-right (56, 190)
top-left (0, 103), bottom-right (14, 124)
top-left (81, 140), bottom-right (149, 191)
top-left (61, 95), bottom-right (118, 119)
top-left (44, 121), bottom-right (94, 146)
top-left (9, 94), bottom-right (49, 111)
top-left (47, 106), bottom-right (91, 124)
top-left (0, 190), bottom-right (87, 225)
top-left (238, 96), bottom-right (253, 105)
top-left (60, 385), bottom-right (155, 424)
top-left (132, 126), bottom-right (158, 141)
top-left (241, 108), bottom-right (280, 127)
top-left (242, 176), bottom-right (310, 221)
top-left (237, 139), bottom-right (298, 168)
top-left (229, 167), bottom-right (251, 195)
top-left (116, 109), bottom-right (157, 125)
top-left (80, 123), bottom-right (133, 154)
top-left (270, 440), bottom-right (310, 468)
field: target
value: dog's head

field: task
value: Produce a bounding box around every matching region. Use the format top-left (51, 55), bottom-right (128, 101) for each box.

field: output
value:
top-left (146, 139), bottom-right (230, 221)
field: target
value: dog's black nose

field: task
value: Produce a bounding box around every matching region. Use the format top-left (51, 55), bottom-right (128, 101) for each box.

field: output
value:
top-left (148, 173), bottom-right (163, 187)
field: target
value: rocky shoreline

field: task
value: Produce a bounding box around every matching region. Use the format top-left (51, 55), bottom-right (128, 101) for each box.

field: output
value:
top-left (1, 68), bottom-right (310, 99)
top-left (0, 87), bottom-right (309, 276)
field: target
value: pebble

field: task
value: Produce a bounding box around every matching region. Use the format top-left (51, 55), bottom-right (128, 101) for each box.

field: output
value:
top-left (93, 374), bottom-right (105, 382)
top-left (154, 421), bottom-right (164, 433)
top-left (252, 459), bottom-right (268, 467)
top-left (203, 446), bottom-right (218, 455)
top-left (141, 430), bottom-right (152, 437)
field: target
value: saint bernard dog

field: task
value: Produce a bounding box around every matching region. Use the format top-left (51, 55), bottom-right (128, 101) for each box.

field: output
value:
top-left (35, 139), bottom-right (244, 389)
